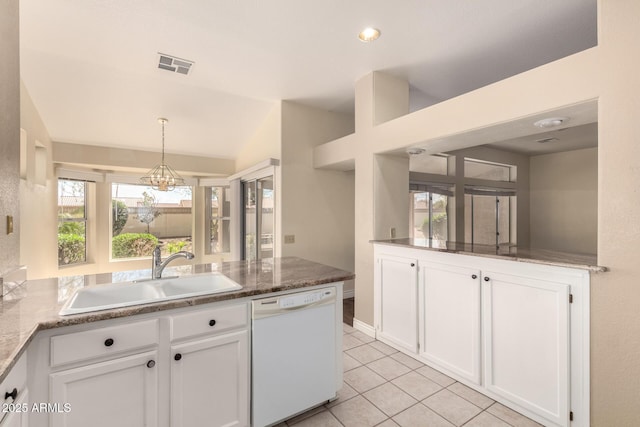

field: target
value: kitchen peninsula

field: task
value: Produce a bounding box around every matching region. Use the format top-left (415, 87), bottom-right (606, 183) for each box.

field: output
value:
top-left (372, 238), bottom-right (606, 427)
top-left (0, 257), bottom-right (354, 427)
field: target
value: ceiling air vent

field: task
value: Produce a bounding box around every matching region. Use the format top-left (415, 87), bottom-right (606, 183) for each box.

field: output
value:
top-left (158, 53), bottom-right (194, 75)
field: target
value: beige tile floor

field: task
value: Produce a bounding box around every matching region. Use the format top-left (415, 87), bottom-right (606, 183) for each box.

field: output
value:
top-left (277, 323), bottom-right (543, 427)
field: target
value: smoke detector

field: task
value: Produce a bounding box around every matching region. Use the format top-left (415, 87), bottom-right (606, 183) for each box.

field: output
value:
top-left (158, 53), bottom-right (194, 75)
top-left (406, 147), bottom-right (426, 156)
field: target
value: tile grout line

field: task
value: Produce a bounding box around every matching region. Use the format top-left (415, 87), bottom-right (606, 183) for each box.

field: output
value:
top-left (342, 334), bottom-right (521, 427)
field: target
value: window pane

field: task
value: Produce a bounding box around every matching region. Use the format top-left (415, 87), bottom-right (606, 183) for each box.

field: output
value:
top-left (209, 186), bottom-right (231, 254)
top-left (58, 179), bottom-right (85, 218)
top-left (58, 179), bottom-right (86, 266)
top-left (410, 154), bottom-right (449, 175)
top-left (411, 192), bottom-right (428, 239)
top-left (111, 183), bottom-right (192, 259)
top-left (464, 159), bottom-right (512, 182)
top-left (497, 196), bottom-right (512, 244)
top-left (431, 193), bottom-right (448, 240)
top-left (472, 195), bottom-right (497, 245)
top-left (259, 176), bottom-right (274, 259)
top-left (411, 192), bottom-right (448, 240)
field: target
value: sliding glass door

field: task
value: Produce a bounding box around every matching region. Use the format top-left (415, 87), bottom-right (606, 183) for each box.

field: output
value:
top-left (242, 176), bottom-right (274, 260)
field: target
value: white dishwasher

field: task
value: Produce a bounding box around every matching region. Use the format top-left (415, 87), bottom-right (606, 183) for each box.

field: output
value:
top-left (252, 286), bottom-right (338, 427)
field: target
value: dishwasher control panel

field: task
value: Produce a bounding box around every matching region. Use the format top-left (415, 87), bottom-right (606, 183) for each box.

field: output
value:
top-left (279, 289), bottom-right (333, 308)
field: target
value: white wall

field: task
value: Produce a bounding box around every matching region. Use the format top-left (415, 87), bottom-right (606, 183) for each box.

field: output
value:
top-left (280, 101), bottom-right (355, 293)
top-left (530, 147), bottom-right (597, 254)
top-left (235, 103), bottom-right (282, 172)
top-left (0, 0), bottom-right (20, 278)
top-left (19, 83), bottom-right (58, 279)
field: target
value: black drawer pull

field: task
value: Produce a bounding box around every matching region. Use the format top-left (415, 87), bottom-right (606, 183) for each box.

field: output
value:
top-left (174, 353), bottom-right (182, 361)
top-left (147, 360), bottom-right (155, 368)
top-left (484, 277), bottom-right (490, 282)
top-left (104, 338), bottom-right (114, 347)
top-left (471, 274), bottom-right (477, 279)
top-left (209, 319), bottom-right (217, 327)
top-left (4, 388), bottom-right (17, 401)
top-left (410, 263), bottom-right (415, 267)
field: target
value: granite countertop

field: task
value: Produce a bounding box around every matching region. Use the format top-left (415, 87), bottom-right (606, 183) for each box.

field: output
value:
top-left (371, 238), bottom-right (607, 273)
top-left (0, 257), bottom-right (354, 383)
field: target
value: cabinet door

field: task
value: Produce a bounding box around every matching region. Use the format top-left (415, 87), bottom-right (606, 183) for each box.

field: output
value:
top-left (420, 262), bottom-right (481, 384)
top-left (0, 389), bottom-right (28, 427)
top-left (376, 254), bottom-right (418, 353)
top-left (49, 351), bottom-right (158, 427)
top-left (482, 271), bottom-right (570, 427)
top-left (171, 330), bottom-right (249, 427)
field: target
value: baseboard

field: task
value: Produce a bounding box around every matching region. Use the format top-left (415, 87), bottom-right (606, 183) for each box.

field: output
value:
top-left (352, 318), bottom-right (375, 338)
top-left (342, 289), bottom-right (354, 299)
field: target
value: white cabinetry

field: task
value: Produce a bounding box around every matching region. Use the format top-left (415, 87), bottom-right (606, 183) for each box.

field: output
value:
top-left (31, 301), bottom-right (249, 427)
top-left (482, 271), bottom-right (570, 427)
top-left (47, 319), bottom-right (160, 427)
top-left (50, 351), bottom-right (158, 427)
top-left (420, 262), bottom-right (481, 384)
top-left (1, 353), bottom-right (28, 427)
top-left (375, 253), bottom-right (418, 353)
top-left (373, 243), bottom-right (590, 427)
top-left (170, 305), bottom-right (249, 427)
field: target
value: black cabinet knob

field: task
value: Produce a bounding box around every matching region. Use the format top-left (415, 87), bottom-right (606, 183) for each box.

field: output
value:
top-left (471, 274), bottom-right (477, 279)
top-left (146, 360), bottom-right (155, 368)
top-left (104, 338), bottom-right (114, 347)
top-left (4, 388), bottom-right (17, 401)
top-left (209, 319), bottom-right (216, 327)
top-left (484, 277), bottom-right (490, 282)
top-left (410, 263), bottom-right (415, 267)
top-left (174, 353), bottom-right (182, 361)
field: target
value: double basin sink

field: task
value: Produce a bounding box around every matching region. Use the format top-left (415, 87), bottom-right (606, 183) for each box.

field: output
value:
top-left (59, 273), bottom-right (242, 316)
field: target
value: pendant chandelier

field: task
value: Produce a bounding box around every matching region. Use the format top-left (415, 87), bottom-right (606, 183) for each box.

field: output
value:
top-left (140, 118), bottom-right (185, 191)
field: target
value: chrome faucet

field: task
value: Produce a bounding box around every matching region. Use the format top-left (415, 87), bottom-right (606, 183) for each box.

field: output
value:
top-left (151, 245), bottom-right (195, 279)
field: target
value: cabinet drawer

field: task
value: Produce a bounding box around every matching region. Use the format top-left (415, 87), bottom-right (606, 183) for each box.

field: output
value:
top-left (50, 319), bottom-right (159, 367)
top-left (171, 303), bottom-right (247, 341)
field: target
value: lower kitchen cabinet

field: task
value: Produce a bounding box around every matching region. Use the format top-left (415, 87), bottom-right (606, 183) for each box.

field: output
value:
top-left (1, 352), bottom-right (28, 427)
top-left (170, 330), bottom-right (248, 427)
top-left (28, 301), bottom-right (250, 427)
top-left (482, 271), bottom-right (570, 427)
top-left (373, 243), bottom-right (591, 427)
top-left (375, 253), bottom-right (418, 353)
top-left (420, 262), bottom-right (481, 384)
top-left (0, 390), bottom-right (29, 427)
top-left (49, 350), bottom-right (159, 427)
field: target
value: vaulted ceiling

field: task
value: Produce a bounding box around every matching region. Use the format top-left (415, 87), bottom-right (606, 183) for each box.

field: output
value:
top-left (20, 0), bottom-right (597, 158)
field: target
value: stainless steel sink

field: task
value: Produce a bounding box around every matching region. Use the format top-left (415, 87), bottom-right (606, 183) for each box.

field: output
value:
top-left (59, 273), bottom-right (242, 316)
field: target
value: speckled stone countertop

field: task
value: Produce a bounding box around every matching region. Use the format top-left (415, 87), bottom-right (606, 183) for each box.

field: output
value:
top-left (0, 257), bottom-right (354, 383)
top-left (371, 238), bottom-right (607, 273)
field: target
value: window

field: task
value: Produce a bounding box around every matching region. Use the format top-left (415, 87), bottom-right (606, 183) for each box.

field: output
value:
top-left (464, 188), bottom-right (516, 246)
top-left (58, 179), bottom-right (87, 266)
top-left (243, 176), bottom-right (274, 260)
top-left (464, 158), bottom-right (514, 182)
top-left (206, 186), bottom-right (231, 254)
top-left (409, 183), bottom-right (453, 241)
top-left (111, 183), bottom-right (192, 259)
top-left (409, 154), bottom-right (450, 175)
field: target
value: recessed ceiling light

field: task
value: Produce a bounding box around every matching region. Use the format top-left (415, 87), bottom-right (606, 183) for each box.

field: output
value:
top-left (533, 117), bottom-right (568, 128)
top-left (359, 27), bottom-right (381, 42)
